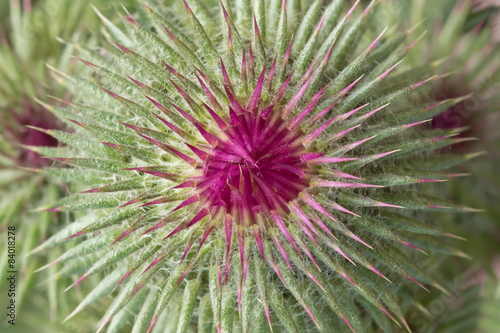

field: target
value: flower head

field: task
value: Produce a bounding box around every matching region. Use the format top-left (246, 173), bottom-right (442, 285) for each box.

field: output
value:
top-left (35, 1), bottom-right (478, 332)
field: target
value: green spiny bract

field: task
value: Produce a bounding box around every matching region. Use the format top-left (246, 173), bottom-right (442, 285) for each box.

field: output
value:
top-left (34, 0), bottom-right (479, 332)
top-left (0, 0), bottom-right (134, 332)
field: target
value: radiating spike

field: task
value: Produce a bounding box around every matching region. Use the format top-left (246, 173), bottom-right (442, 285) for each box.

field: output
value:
top-left (272, 70), bottom-right (295, 107)
top-left (224, 214), bottom-right (233, 284)
top-left (138, 134), bottom-right (197, 167)
top-left (164, 208), bottom-right (210, 239)
top-left (246, 63), bottom-right (267, 112)
top-left (202, 103), bottom-right (228, 130)
top-left (310, 180), bottom-right (383, 188)
top-left (287, 82), bottom-right (331, 131)
top-left (304, 156), bottom-right (358, 165)
top-left (195, 74), bottom-right (223, 111)
top-left (281, 71), bottom-right (318, 119)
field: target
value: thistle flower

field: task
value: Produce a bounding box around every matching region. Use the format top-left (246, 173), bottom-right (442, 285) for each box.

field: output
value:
top-left (35, 1), bottom-right (478, 332)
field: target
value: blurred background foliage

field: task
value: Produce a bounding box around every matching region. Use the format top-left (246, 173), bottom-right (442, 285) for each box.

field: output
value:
top-left (376, 0), bottom-right (500, 332)
top-left (0, 0), bottom-right (135, 332)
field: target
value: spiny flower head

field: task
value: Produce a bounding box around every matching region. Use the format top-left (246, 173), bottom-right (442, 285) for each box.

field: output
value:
top-left (35, 1), bottom-right (478, 332)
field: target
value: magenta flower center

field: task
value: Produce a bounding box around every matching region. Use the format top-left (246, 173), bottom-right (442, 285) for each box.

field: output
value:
top-left (196, 110), bottom-right (312, 216)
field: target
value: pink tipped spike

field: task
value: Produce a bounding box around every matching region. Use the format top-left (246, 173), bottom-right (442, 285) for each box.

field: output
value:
top-left (272, 70), bottom-right (295, 107)
top-left (277, 35), bottom-right (294, 77)
top-left (406, 274), bottom-right (429, 292)
top-left (281, 71), bottom-right (318, 119)
top-left (363, 0), bottom-right (375, 16)
top-left (402, 240), bottom-right (427, 254)
top-left (404, 119), bottom-right (431, 129)
top-left (240, 45), bottom-right (248, 85)
top-left (324, 169), bottom-right (363, 180)
top-left (377, 60), bottom-right (404, 82)
top-left (143, 96), bottom-right (174, 118)
top-left (327, 125), bottom-right (361, 143)
top-left (320, 39), bottom-right (336, 68)
top-left (181, 0), bottom-right (191, 13)
top-left (140, 218), bottom-right (169, 236)
top-left (122, 7), bottom-right (138, 25)
top-left (288, 82), bottom-right (331, 131)
top-left (366, 149), bottom-right (401, 162)
top-left (369, 265), bottom-right (391, 283)
top-left (153, 115), bottom-right (191, 140)
top-left (76, 57), bottom-right (98, 69)
top-left (322, 238), bottom-right (354, 264)
top-left (253, 14), bottom-right (261, 39)
top-left (303, 304), bottom-right (320, 328)
top-left (310, 179), bottom-right (383, 188)
top-left (411, 75), bottom-right (437, 90)
top-left (113, 41), bottom-right (132, 54)
top-left (146, 316), bottom-right (158, 333)
top-left (127, 76), bottom-right (148, 89)
top-left (252, 224), bottom-right (266, 263)
top-left (224, 214), bottom-right (234, 283)
top-left (63, 231), bottom-right (86, 242)
top-left (322, 199), bottom-right (360, 217)
top-left (64, 274), bottom-right (89, 292)
top-left (220, 58), bottom-right (235, 94)
top-left (336, 135), bottom-right (376, 153)
top-left (406, 31), bottom-right (427, 51)
top-left (174, 180), bottom-right (197, 189)
top-left (248, 42), bottom-right (255, 78)
top-left (96, 317), bottom-right (112, 333)
top-left (264, 304), bottom-right (273, 331)
top-left (165, 208), bottom-right (210, 239)
top-left (203, 103), bottom-right (228, 130)
top-left (111, 225), bottom-right (136, 245)
top-left (124, 166), bottom-right (178, 181)
top-left (367, 27), bottom-right (387, 52)
top-left (300, 152), bottom-right (326, 162)
top-left (138, 134), bottom-right (198, 167)
top-left (172, 194), bottom-right (200, 211)
top-left (180, 239), bottom-right (195, 264)
top-left (340, 270), bottom-right (359, 289)
top-left (246, 63), bottom-right (267, 112)
top-left (342, 316), bottom-right (356, 333)
top-left (268, 251), bottom-right (287, 286)
top-left (298, 55), bottom-right (320, 86)
top-left (308, 75), bottom-right (365, 125)
top-left (270, 211), bottom-right (302, 257)
top-left (185, 143), bottom-right (209, 161)
top-left (304, 156), bottom-right (358, 165)
top-left (270, 233), bottom-right (295, 274)
top-left (196, 76), bottom-right (223, 111)
top-left (237, 225), bottom-right (250, 285)
top-left (162, 25), bottom-right (178, 43)
top-left (293, 217), bottom-right (320, 248)
top-left (265, 55), bottom-right (278, 90)
top-left (224, 85), bottom-right (246, 114)
top-left (45, 206), bottom-right (63, 212)
top-left (379, 306), bottom-right (399, 326)
top-left (346, 0), bottom-right (360, 18)
top-left (288, 201), bottom-right (320, 237)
